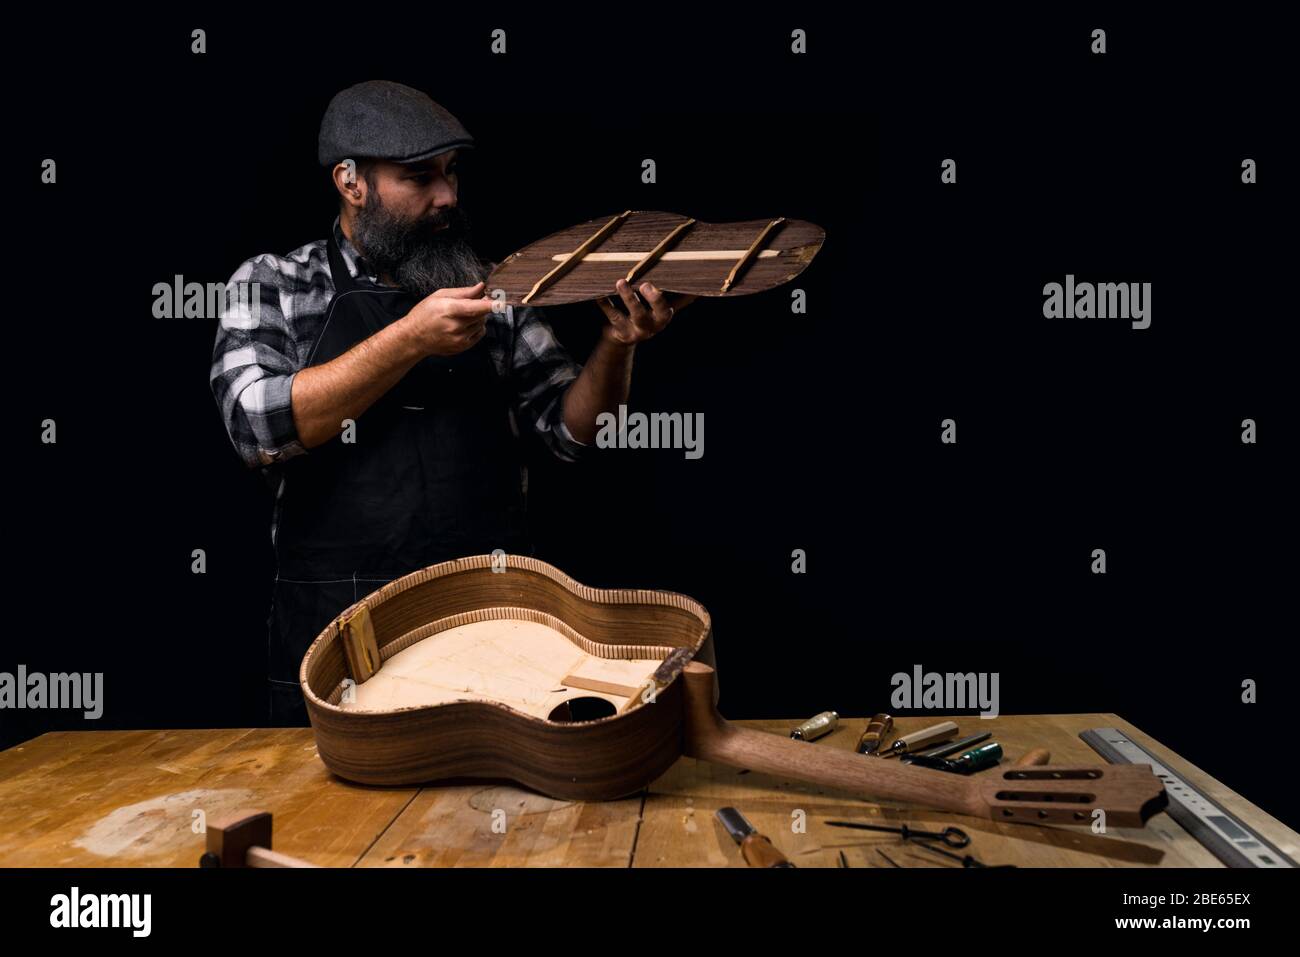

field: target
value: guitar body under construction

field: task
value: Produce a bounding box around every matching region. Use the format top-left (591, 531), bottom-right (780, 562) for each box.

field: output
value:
top-left (300, 555), bottom-right (1167, 827)
top-left (301, 555), bottom-right (703, 800)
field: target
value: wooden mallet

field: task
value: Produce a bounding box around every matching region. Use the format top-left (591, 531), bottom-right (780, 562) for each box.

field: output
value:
top-left (198, 811), bottom-right (317, 868)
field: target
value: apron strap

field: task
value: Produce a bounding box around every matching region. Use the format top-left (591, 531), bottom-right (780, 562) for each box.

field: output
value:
top-left (326, 227), bottom-right (361, 294)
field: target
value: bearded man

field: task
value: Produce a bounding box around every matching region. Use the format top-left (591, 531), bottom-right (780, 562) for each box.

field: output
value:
top-left (210, 80), bottom-right (694, 725)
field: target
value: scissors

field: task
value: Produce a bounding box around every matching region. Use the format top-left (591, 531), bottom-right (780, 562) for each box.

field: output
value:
top-left (824, 821), bottom-right (971, 849)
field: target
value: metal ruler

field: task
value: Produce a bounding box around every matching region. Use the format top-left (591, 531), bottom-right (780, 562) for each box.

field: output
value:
top-left (1081, 728), bottom-right (1295, 869)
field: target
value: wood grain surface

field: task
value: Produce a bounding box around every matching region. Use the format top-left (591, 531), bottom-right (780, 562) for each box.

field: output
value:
top-left (0, 729), bottom-right (413, 867)
top-left (1, 714), bottom-right (1295, 867)
top-left (486, 211), bottom-right (825, 307)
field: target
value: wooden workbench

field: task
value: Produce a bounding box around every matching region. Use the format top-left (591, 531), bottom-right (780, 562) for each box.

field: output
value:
top-left (1, 714), bottom-right (1294, 867)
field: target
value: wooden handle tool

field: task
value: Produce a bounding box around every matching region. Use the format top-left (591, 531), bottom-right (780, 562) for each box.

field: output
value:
top-left (716, 807), bottom-right (796, 868)
top-left (1015, 748), bottom-right (1051, 767)
top-left (198, 811), bottom-right (317, 868)
top-left (856, 713), bottom-right (894, 754)
top-left (903, 731), bottom-right (991, 762)
top-left (880, 721), bottom-right (960, 758)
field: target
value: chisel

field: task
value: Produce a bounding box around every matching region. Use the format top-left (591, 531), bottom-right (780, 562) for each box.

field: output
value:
top-left (905, 741), bottom-right (1003, 774)
top-left (856, 713), bottom-right (894, 755)
top-left (1015, 748), bottom-right (1051, 767)
top-left (716, 807), bottom-right (796, 868)
top-left (900, 731), bottom-right (991, 763)
top-left (878, 720), bottom-right (959, 758)
top-left (791, 711), bottom-right (838, 742)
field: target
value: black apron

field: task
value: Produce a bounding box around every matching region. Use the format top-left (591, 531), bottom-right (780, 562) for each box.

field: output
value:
top-left (266, 232), bottom-right (529, 725)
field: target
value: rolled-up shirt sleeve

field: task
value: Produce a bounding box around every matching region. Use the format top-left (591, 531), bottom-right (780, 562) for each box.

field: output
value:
top-left (508, 305), bottom-right (589, 463)
top-left (209, 257), bottom-right (306, 469)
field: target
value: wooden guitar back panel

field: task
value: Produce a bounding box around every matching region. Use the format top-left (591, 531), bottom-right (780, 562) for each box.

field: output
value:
top-left (486, 210), bottom-right (825, 307)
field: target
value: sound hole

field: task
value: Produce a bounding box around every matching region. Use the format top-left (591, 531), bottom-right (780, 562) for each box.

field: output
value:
top-left (548, 696), bottom-right (617, 723)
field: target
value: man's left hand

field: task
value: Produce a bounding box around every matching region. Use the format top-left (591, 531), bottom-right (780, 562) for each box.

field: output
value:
top-left (596, 279), bottom-right (696, 346)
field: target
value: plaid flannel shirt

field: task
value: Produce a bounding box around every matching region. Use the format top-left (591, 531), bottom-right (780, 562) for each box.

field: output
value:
top-left (211, 216), bottom-right (587, 475)
top-left (210, 218), bottom-right (588, 546)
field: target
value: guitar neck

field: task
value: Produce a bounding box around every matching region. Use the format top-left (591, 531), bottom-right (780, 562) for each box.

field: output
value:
top-left (678, 663), bottom-right (1166, 827)
top-left (680, 666), bottom-right (985, 817)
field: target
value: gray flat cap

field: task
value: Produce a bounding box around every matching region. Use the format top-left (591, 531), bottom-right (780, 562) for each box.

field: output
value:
top-left (318, 80), bottom-right (475, 166)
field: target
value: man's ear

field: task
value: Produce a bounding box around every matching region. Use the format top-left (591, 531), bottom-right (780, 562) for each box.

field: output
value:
top-left (332, 159), bottom-right (366, 210)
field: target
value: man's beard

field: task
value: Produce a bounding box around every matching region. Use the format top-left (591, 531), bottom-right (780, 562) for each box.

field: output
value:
top-left (352, 196), bottom-right (488, 298)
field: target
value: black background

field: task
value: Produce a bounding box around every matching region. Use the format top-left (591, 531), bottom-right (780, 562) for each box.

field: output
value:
top-left (7, 8), bottom-right (1296, 829)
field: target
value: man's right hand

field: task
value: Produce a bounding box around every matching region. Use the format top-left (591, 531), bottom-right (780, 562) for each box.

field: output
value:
top-left (292, 281), bottom-right (495, 450)
top-left (404, 281), bottom-right (494, 356)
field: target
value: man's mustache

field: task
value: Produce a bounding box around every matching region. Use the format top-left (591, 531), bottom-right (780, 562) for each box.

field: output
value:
top-left (413, 206), bottom-right (468, 237)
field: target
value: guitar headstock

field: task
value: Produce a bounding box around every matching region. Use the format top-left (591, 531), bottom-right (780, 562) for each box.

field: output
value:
top-left (976, 764), bottom-right (1168, 827)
